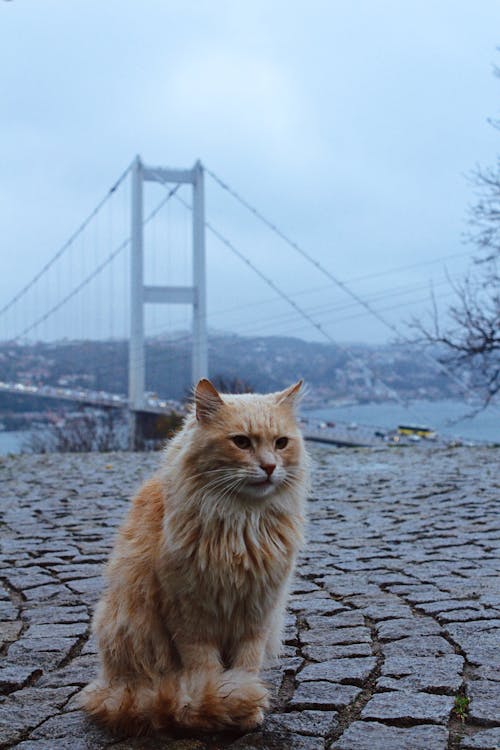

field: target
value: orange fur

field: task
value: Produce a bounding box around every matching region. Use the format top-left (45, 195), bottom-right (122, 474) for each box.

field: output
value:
top-left (81, 380), bottom-right (309, 734)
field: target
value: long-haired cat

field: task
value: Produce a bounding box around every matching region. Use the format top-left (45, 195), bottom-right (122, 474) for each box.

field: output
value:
top-left (81, 378), bottom-right (309, 734)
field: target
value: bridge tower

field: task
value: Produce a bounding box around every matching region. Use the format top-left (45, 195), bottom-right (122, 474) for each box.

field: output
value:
top-left (128, 156), bottom-right (207, 448)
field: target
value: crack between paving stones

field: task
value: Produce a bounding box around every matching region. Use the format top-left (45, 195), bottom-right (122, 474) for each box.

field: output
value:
top-left (290, 577), bottom-right (391, 744)
top-left (447, 677), bottom-right (474, 750)
top-left (378, 583), bottom-right (494, 749)
top-left (0, 691), bottom-right (79, 750)
top-left (0, 576), bottom-right (28, 653)
top-left (55, 619), bottom-right (92, 671)
top-left (277, 613), bottom-right (304, 711)
top-left (0, 577), bottom-right (53, 697)
top-left (3, 686), bottom-right (82, 750)
top-left (324, 615), bottom-right (384, 748)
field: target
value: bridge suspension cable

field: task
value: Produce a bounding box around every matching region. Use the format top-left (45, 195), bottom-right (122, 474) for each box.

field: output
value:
top-left (9, 178), bottom-right (182, 341)
top-left (0, 160), bottom-right (133, 320)
top-left (205, 165), bottom-right (448, 339)
top-left (205, 166), bottom-right (496, 408)
top-left (81, 278), bottom-right (461, 393)
top-left (165, 188), bottom-right (428, 414)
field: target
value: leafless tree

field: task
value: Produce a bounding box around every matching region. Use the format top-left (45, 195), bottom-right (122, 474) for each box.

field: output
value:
top-left (24, 408), bottom-right (128, 453)
top-left (414, 66), bottom-right (500, 406)
top-left (210, 375), bottom-right (254, 394)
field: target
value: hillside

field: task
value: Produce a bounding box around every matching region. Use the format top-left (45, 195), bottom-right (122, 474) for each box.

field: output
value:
top-left (0, 334), bottom-right (458, 420)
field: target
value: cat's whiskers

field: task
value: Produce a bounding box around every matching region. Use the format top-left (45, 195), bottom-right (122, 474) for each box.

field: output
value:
top-left (196, 471), bottom-right (242, 494)
top-left (216, 479), bottom-right (246, 506)
top-left (200, 480), bottom-right (244, 511)
top-left (185, 467), bottom-right (234, 483)
top-left (196, 470), bottom-right (246, 501)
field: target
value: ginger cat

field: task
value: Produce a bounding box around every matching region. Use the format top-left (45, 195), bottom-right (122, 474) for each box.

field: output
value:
top-left (81, 379), bottom-right (309, 734)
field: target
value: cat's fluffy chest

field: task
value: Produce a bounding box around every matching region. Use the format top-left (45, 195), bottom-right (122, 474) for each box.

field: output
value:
top-left (162, 503), bottom-right (299, 586)
top-left (158, 507), bottom-right (296, 644)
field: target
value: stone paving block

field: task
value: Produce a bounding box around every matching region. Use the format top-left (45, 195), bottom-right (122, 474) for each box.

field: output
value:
top-left (289, 597), bottom-right (347, 616)
top-left (0, 619), bottom-right (23, 645)
top-left (0, 686), bottom-right (77, 745)
top-left (444, 619), bottom-right (500, 637)
top-left (0, 598), bottom-right (18, 619)
top-left (344, 596), bottom-right (412, 621)
top-left (16, 741), bottom-right (90, 750)
top-left (321, 576), bottom-right (381, 598)
top-left (278, 655), bottom-right (304, 674)
top-left (66, 576), bottom-right (103, 595)
top-left (377, 654), bottom-right (464, 693)
top-left (418, 599), bottom-right (484, 615)
top-left (264, 709), bottom-right (338, 736)
top-left (376, 616), bottom-right (441, 641)
top-left (229, 732), bottom-right (325, 749)
top-left (53, 564), bottom-right (104, 581)
top-left (331, 721), bottom-right (449, 750)
top-left (438, 608), bottom-right (489, 623)
top-left (23, 604), bottom-right (89, 625)
top-left (26, 621), bottom-right (88, 639)
top-left (3, 645), bottom-right (66, 672)
top-left (38, 654), bottom-right (97, 688)
top-left (302, 643), bottom-right (373, 661)
top-left (361, 690), bottom-right (455, 724)
top-left (376, 673), bottom-right (462, 692)
top-left (288, 680), bottom-right (360, 710)
top-left (21, 583), bottom-right (67, 601)
top-left (460, 728), bottom-right (500, 749)
top-left (111, 741), bottom-right (207, 750)
top-left (387, 584), bottom-right (446, 602)
top-left (305, 611), bottom-right (365, 629)
top-left (476, 665), bottom-right (500, 683)
top-left (298, 657), bottom-right (376, 685)
top-left (151, 742), bottom-right (208, 750)
top-left (381, 634), bottom-right (455, 657)
top-left (29, 709), bottom-right (110, 745)
top-left (300, 626), bottom-right (371, 646)
top-left (8, 635), bottom-right (79, 659)
top-left (455, 634), bottom-right (500, 667)
top-left (468, 680), bottom-right (500, 725)
top-left (5, 567), bottom-right (56, 590)
top-left (291, 579), bottom-right (320, 595)
top-left (81, 635), bottom-right (99, 655)
top-left (0, 664), bottom-right (42, 693)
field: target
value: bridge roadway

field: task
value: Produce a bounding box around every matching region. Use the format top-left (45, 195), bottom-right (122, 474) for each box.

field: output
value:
top-left (0, 381), bottom-right (383, 446)
top-left (0, 381), bottom-right (180, 416)
top-left (0, 444), bottom-right (498, 749)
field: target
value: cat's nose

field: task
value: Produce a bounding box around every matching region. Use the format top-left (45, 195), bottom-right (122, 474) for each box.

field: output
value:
top-left (261, 462), bottom-right (276, 477)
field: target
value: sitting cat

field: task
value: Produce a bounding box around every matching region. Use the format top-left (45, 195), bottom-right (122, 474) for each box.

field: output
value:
top-left (81, 378), bottom-right (309, 734)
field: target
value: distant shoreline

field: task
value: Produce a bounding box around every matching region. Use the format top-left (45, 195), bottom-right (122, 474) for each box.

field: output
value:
top-left (1, 397), bottom-right (498, 456)
top-left (304, 397), bottom-right (500, 445)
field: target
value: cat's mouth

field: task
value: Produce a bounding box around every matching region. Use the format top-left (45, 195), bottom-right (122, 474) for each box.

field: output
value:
top-left (244, 476), bottom-right (281, 497)
top-left (249, 477), bottom-right (273, 486)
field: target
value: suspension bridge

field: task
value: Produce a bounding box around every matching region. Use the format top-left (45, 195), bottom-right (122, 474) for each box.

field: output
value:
top-left (0, 155), bottom-right (490, 448)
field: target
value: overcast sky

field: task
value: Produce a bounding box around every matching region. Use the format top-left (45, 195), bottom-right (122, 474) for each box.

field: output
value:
top-left (1, 0), bottom-right (499, 345)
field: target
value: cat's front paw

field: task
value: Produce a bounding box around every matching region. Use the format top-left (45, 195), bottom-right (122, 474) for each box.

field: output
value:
top-left (238, 704), bottom-right (265, 731)
top-left (224, 669), bottom-right (269, 731)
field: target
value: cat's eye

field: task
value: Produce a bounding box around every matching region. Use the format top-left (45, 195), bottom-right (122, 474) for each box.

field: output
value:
top-left (231, 435), bottom-right (252, 450)
top-left (275, 437), bottom-right (289, 450)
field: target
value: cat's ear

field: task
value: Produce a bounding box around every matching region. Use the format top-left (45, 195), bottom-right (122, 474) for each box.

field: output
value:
top-left (195, 379), bottom-right (224, 422)
top-left (276, 380), bottom-right (303, 406)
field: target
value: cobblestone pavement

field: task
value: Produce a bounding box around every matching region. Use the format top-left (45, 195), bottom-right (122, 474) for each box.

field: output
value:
top-left (0, 445), bottom-right (499, 750)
